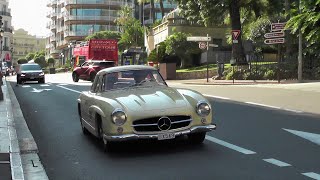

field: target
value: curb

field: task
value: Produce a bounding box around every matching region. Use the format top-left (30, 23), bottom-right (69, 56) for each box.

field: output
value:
top-left (6, 80), bottom-right (49, 180)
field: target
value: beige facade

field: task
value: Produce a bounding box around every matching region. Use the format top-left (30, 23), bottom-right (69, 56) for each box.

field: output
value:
top-left (146, 9), bottom-right (230, 53)
top-left (12, 29), bottom-right (46, 65)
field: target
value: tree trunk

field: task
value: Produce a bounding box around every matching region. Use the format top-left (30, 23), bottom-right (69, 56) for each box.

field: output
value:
top-left (229, 0), bottom-right (246, 65)
top-left (150, 0), bottom-right (156, 23)
top-left (159, 0), bottom-right (165, 19)
top-left (285, 0), bottom-right (293, 61)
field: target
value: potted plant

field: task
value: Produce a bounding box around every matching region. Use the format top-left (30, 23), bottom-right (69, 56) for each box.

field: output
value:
top-left (47, 58), bottom-right (56, 74)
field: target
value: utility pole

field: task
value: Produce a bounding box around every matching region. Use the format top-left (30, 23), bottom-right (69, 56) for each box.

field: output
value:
top-left (298, 0), bottom-right (303, 82)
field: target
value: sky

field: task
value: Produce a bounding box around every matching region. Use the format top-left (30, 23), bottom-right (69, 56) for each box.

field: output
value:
top-left (9, 0), bottom-right (49, 37)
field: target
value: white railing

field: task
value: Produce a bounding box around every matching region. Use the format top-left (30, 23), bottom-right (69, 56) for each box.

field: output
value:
top-left (65, 15), bottom-right (117, 21)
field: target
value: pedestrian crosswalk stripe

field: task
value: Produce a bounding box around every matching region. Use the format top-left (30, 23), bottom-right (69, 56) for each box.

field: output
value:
top-left (302, 172), bottom-right (320, 180)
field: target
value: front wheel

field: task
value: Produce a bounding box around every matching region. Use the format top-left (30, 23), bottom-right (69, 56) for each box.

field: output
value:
top-left (187, 132), bottom-right (206, 144)
top-left (98, 125), bottom-right (116, 152)
top-left (72, 72), bottom-right (79, 82)
top-left (90, 72), bottom-right (96, 82)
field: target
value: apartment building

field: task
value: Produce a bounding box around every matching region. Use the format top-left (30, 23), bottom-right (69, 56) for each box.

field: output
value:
top-left (0, 0), bottom-right (13, 66)
top-left (136, 0), bottom-right (177, 26)
top-left (12, 29), bottom-right (46, 64)
top-left (46, 0), bottom-right (134, 63)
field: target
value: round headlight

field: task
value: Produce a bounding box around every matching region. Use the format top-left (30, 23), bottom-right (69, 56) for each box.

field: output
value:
top-left (111, 109), bottom-right (127, 126)
top-left (196, 101), bottom-right (211, 117)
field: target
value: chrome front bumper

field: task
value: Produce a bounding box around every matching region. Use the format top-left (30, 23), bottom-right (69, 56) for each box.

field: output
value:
top-left (104, 124), bottom-right (216, 141)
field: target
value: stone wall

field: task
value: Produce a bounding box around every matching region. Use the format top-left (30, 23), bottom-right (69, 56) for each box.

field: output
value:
top-left (176, 70), bottom-right (218, 80)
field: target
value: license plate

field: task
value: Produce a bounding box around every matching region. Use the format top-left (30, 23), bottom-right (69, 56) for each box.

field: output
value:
top-left (30, 77), bottom-right (35, 79)
top-left (158, 133), bottom-right (175, 140)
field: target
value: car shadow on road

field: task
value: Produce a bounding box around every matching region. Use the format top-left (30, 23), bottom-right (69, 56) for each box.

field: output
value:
top-left (83, 133), bottom-right (214, 158)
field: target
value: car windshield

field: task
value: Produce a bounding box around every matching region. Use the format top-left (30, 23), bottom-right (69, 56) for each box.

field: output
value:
top-left (93, 61), bottom-right (114, 67)
top-left (21, 64), bottom-right (42, 71)
top-left (103, 69), bottom-right (166, 91)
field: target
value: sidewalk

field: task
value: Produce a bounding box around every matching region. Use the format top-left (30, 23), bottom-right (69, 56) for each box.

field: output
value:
top-left (0, 78), bottom-right (48, 180)
top-left (0, 79), bottom-right (24, 180)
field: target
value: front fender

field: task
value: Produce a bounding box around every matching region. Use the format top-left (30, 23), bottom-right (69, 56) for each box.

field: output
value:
top-left (89, 105), bottom-right (106, 118)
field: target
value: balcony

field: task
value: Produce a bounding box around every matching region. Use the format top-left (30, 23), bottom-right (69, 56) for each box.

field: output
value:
top-left (56, 40), bottom-right (68, 47)
top-left (50, 48), bottom-right (60, 54)
top-left (50, 36), bottom-right (56, 42)
top-left (3, 27), bottom-right (12, 33)
top-left (47, 0), bottom-right (57, 7)
top-left (0, 11), bottom-right (11, 16)
top-left (144, 3), bottom-right (177, 10)
top-left (64, 15), bottom-right (117, 23)
top-left (65, 0), bottom-right (133, 9)
top-left (56, 26), bottom-right (67, 32)
top-left (64, 31), bottom-right (89, 37)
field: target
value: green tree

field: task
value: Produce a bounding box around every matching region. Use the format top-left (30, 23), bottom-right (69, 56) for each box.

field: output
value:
top-left (25, 53), bottom-right (35, 61)
top-left (85, 31), bottom-right (121, 41)
top-left (34, 56), bottom-right (47, 68)
top-left (175, 0), bottom-right (277, 64)
top-left (116, 6), bottom-right (144, 51)
top-left (286, 0), bottom-right (320, 53)
top-left (165, 32), bottom-right (201, 68)
top-left (17, 58), bottom-right (28, 64)
top-left (47, 58), bottom-right (55, 67)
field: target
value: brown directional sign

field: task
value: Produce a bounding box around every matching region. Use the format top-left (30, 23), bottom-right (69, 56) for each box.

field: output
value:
top-left (264, 31), bottom-right (285, 39)
top-left (264, 38), bottom-right (285, 45)
top-left (271, 23), bottom-right (286, 32)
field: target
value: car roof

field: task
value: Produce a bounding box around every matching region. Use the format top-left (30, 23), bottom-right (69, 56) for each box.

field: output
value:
top-left (21, 63), bottom-right (40, 66)
top-left (97, 65), bottom-right (157, 76)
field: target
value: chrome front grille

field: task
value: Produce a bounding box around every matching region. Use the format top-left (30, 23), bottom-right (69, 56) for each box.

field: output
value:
top-left (132, 115), bottom-right (192, 132)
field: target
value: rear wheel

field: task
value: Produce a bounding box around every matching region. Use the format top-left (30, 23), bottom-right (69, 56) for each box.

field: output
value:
top-left (72, 72), bottom-right (79, 82)
top-left (187, 132), bottom-right (206, 144)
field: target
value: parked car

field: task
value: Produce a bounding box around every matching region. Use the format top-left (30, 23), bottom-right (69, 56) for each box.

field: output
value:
top-left (77, 65), bottom-right (216, 152)
top-left (72, 60), bottom-right (115, 82)
top-left (16, 63), bottom-right (45, 84)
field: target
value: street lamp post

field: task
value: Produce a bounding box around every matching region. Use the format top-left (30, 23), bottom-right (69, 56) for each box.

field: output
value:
top-left (60, 52), bottom-right (64, 66)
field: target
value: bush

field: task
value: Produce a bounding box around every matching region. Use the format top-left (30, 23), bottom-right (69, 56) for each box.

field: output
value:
top-left (225, 69), bottom-right (244, 80)
top-left (18, 58), bottom-right (28, 64)
top-left (264, 69), bottom-right (277, 80)
top-left (47, 58), bottom-right (55, 67)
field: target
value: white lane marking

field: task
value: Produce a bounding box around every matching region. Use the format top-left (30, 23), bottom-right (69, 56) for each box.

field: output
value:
top-left (204, 94), bottom-right (230, 100)
top-left (40, 84), bottom-right (50, 87)
top-left (283, 128), bottom-right (320, 146)
top-left (263, 158), bottom-right (291, 167)
top-left (22, 85), bottom-right (31, 88)
top-left (283, 108), bottom-right (303, 113)
top-left (205, 135), bottom-right (256, 155)
top-left (57, 85), bottom-right (81, 94)
top-left (245, 102), bottom-right (281, 109)
top-left (30, 88), bottom-right (52, 93)
top-left (302, 172), bottom-right (320, 180)
top-left (58, 84), bottom-right (68, 86)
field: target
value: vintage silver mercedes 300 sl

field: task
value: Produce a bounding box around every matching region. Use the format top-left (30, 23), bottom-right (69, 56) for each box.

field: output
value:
top-left (78, 65), bottom-right (216, 151)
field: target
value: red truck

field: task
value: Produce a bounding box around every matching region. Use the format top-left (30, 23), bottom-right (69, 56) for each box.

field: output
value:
top-left (72, 39), bottom-right (118, 82)
top-left (72, 39), bottom-right (118, 68)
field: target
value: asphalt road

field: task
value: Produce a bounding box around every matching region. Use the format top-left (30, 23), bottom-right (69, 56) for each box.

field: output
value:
top-left (9, 76), bottom-right (320, 180)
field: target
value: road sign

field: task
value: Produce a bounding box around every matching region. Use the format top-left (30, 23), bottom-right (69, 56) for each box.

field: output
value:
top-left (231, 30), bottom-right (241, 44)
top-left (264, 38), bottom-right (285, 45)
top-left (187, 36), bottom-right (211, 42)
top-left (264, 31), bottom-right (285, 38)
top-left (271, 23), bottom-right (286, 32)
top-left (199, 42), bottom-right (207, 49)
top-left (209, 44), bottom-right (219, 48)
